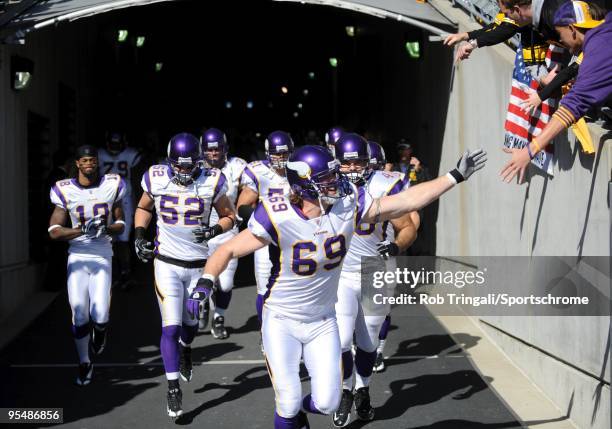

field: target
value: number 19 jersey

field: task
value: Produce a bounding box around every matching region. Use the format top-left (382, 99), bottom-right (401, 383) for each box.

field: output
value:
top-left (248, 185), bottom-right (372, 322)
top-left (141, 165), bottom-right (228, 261)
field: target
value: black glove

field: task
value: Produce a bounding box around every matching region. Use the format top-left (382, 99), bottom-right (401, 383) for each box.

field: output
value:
top-left (448, 148), bottom-right (487, 183)
top-left (192, 224), bottom-right (223, 243)
top-left (237, 205), bottom-right (254, 231)
top-left (376, 240), bottom-right (400, 260)
top-left (134, 227), bottom-right (154, 262)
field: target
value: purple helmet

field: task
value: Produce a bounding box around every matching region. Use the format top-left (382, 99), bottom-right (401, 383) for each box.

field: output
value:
top-left (265, 130), bottom-right (294, 170)
top-left (167, 132), bottom-right (202, 185)
top-left (368, 141), bottom-right (386, 170)
top-left (287, 145), bottom-right (351, 204)
top-left (201, 127), bottom-right (228, 168)
top-left (334, 133), bottom-right (371, 185)
top-left (324, 126), bottom-right (345, 156)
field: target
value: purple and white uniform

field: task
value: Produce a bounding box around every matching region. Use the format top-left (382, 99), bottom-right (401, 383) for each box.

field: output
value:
top-left (98, 147), bottom-right (141, 242)
top-left (336, 170), bottom-right (407, 391)
top-left (248, 184), bottom-right (372, 418)
top-left (240, 160), bottom-right (291, 296)
top-left (141, 164), bottom-right (227, 327)
top-left (50, 174), bottom-right (126, 327)
top-left (207, 156), bottom-right (246, 293)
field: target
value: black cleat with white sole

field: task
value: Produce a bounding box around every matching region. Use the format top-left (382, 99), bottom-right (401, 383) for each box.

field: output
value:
top-left (354, 386), bottom-right (375, 421)
top-left (211, 316), bottom-right (228, 339)
top-left (332, 389), bottom-right (353, 427)
top-left (76, 362), bottom-right (93, 386)
top-left (166, 387), bottom-right (183, 418)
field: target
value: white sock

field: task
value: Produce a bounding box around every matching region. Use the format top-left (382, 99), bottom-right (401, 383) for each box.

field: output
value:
top-left (166, 372), bottom-right (180, 381)
top-left (75, 335), bottom-right (90, 364)
top-left (377, 339), bottom-right (386, 355)
top-left (342, 372), bottom-right (354, 391)
top-left (214, 308), bottom-right (225, 319)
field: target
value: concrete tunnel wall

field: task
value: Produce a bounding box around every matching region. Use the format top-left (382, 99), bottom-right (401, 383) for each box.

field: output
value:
top-left (431, 2), bottom-right (610, 428)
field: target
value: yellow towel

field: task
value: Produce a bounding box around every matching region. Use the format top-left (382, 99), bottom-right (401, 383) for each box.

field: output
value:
top-left (571, 117), bottom-right (595, 154)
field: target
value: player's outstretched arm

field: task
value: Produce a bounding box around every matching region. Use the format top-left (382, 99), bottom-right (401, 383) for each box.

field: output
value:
top-left (363, 149), bottom-right (487, 223)
top-left (236, 187), bottom-right (259, 222)
top-left (48, 206), bottom-right (83, 241)
top-left (392, 211), bottom-right (419, 252)
top-left (203, 229), bottom-right (269, 279)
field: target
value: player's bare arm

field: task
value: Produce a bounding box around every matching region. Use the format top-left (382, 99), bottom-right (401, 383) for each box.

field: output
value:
top-left (391, 211), bottom-right (419, 251)
top-left (48, 206), bottom-right (83, 241)
top-left (212, 194), bottom-right (237, 233)
top-left (106, 203), bottom-right (125, 236)
top-left (204, 229), bottom-right (269, 278)
top-left (362, 149), bottom-right (487, 223)
top-left (134, 192), bottom-right (155, 229)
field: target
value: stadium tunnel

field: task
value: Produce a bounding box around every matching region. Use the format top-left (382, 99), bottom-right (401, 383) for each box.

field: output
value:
top-left (0, 0), bottom-right (456, 299)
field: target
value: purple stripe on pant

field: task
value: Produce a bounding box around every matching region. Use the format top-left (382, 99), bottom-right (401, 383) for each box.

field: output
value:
top-left (256, 293), bottom-right (264, 323)
top-left (161, 325), bottom-right (181, 374)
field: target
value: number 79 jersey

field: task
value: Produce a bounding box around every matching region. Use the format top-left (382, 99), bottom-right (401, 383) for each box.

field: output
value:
top-left (247, 184), bottom-right (373, 322)
top-left (141, 164), bottom-right (228, 261)
top-left (50, 174), bottom-right (126, 257)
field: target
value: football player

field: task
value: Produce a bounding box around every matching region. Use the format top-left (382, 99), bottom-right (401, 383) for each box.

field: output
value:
top-left (133, 133), bottom-right (236, 418)
top-left (98, 131), bottom-right (142, 289)
top-left (235, 131), bottom-right (294, 329)
top-left (332, 135), bottom-right (418, 427)
top-left (324, 126), bottom-right (345, 156)
top-left (196, 144), bottom-right (486, 428)
top-left (200, 128), bottom-right (247, 339)
top-left (48, 145), bottom-right (126, 386)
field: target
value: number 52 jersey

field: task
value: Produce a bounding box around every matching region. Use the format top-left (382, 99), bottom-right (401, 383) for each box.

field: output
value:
top-left (248, 185), bottom-right (372, 322)
top-left (141, 164), bottom-right (228, 261)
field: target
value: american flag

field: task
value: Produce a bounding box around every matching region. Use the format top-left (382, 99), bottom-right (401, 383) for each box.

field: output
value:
top-left (504, 43), bottom-right (556, 176)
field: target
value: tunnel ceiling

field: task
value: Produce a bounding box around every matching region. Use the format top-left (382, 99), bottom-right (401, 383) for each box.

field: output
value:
top-left (0, 0), bottom-right (456, 42)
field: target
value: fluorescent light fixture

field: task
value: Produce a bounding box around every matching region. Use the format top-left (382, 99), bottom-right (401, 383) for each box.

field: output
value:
top-left (281, 86), bottom-right (288, 94)
top-left (136, 36), bottom-right (146, 47)
top-left (155, 62), bottom-right (163, 72)
top-left (117, 29), bottom-right (128, 42)
top-left (405, 41), bottom-right (420, 59)
top-left (303, 89), bottom-right (309, 96)
top-left (11, 56), bottom-right (34, 91)
top-left (329, 57), bottom-right (338, 68)
top-left (308, 72), bottom-right (315, 79)
top-left (246, 101), bottom-right (254, 109)
top-left (225, 101), bottom-right (232, 109)
top-left (297, 103), bottom-right (303, 109)
top-left (293, 112), bottom-right (299, 118)
top-left (345, 26), bottom-right (355, 37)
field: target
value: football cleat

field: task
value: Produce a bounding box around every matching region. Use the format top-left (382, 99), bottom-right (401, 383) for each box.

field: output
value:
top-left (211, 316), bottom-right (228, 339)
top-left (198, 299), bottom-right (210, 331)
top-left (166, 387), bottom-right (183, 418)
top-left (373, 352), bottom-right (385, 373)
top-left (179, 344), bottom-right (193, 383)
top-left (332, 389), bottom-right (353, 427)
top-left (76, 362), bottom-right (93, 386)
top-left (354, 386), bottom-right (375, 421)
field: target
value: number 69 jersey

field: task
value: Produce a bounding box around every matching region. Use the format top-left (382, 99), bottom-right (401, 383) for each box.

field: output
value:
top-left (247, 185), bottom-right (373, 322)
top-left (141, 164), bottom-right (228, 261)
top-left (50, 174), bottom-right (127, 257)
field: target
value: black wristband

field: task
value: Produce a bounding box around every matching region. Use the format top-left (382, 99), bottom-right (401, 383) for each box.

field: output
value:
top-left (135, 226), bottom-right (146, 240)
top-left (212, 224), bottom-right (223, 236)
top-left (238, 205), bottom-right (254, 221)
top-left (449, 169), bottom-right (465, 184)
